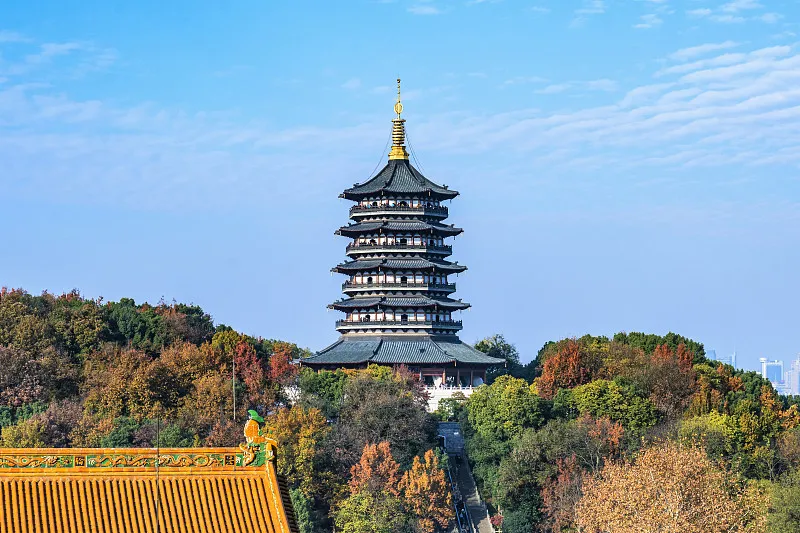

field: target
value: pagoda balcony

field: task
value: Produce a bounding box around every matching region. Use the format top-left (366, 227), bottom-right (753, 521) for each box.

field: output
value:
top-left (335, 319), bottom-right (463, 331)
top-left (346, 242), bottom-right (452, 255)
top-left (342, 281), bottom-right (456, 293)
top-left (349, 204), bottom-right (448, 218)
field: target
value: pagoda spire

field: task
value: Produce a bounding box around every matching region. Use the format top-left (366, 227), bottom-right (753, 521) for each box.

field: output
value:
top-left (388, 78), bottom-right (409, 160)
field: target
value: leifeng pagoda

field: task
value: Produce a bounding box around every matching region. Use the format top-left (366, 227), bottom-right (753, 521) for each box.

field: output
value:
top-left (301, 80), bottom-right (504, 400)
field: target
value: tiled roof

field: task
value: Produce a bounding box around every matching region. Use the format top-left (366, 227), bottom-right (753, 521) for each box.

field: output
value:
top-left (332, 258), bottom-right (467, 274)
top-left (0, 442), bottom-right (298, 533)
top-left (342, 159), bottom-right (458, 200)
top-left (329, 296), bottom-right (470, 311)
top-left (303, 335), bottom-right (506, 366)
top-left (336, 220), bottom-right (463, 237)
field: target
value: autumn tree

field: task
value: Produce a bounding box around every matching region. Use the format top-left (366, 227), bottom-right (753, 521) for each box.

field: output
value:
top-left (536, 339), bottom-right (603, 400)
top-left (400, 449), bottom-right (453, 533)
top-left (336, 442), bottom-right (408, 533)
top-left (576, 441), bottom-right (767, 533)
top-left (267, 405), bottom-right (330, 499)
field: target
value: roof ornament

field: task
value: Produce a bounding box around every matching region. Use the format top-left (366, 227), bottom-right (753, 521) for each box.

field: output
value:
top-left (388, 78), bottom-right (410, 161)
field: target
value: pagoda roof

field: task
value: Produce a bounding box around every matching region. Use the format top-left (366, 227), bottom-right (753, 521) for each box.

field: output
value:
top-left (329, 296), bottom-right (470, 311)
top-left (341, 159), bottom-right (459, 200)
top-left (337, 220), bottom-right (463, 237)
top-left (0, 439), bottom-right (298, 533)
top-left (332, 258), bottom-right (467, 274)
top-left (302, 335), bottom-right (506, 366)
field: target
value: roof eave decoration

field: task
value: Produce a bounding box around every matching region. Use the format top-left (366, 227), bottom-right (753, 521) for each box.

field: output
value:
top-left (0, 417), bottom-right (300, 533)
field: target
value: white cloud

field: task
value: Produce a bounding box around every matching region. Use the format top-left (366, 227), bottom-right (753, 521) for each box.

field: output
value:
top-left (687, 8), bottom-right (713, 17)
top-left (634, 13), bottom-right (663, 28)
top-left (408, 4), bottom-right (442, 14)
top-left (0, 30), bottom-right (30, 43)
top-left (530, 6), bottom-right (550, 13)
top-left (536, 83), bottom-right (571, 94)
top-left (341, 78), bottom-right (362, 90)
top-left (759, 12), bottom-right (782, 23)
top-left (710, 14), bottom-right (745, 23)
top-left (4, 34), bottom-right (800, 212)
top-left (720, 0), bottom-right (762, 12)
top-left (576, 0), bottom-right (606, 14)
top-left (669, 41), bottom-right (739, 61)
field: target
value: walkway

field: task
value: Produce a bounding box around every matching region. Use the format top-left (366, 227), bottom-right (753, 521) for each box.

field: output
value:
top-left (455, 455), bottom-right (494, 533)
top-left (439, 422), bottom-right (493, 533)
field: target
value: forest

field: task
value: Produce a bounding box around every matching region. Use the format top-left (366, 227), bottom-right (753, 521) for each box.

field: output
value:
top-left (1, 287), bottom-right (799, 532)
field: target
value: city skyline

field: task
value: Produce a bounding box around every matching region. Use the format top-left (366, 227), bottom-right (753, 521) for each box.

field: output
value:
top-left (1, 1), bottom-right (799, 369)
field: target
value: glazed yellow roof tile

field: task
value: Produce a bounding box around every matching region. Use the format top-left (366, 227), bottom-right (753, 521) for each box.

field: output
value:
top-left (0, 445), bottom-right (299, 533)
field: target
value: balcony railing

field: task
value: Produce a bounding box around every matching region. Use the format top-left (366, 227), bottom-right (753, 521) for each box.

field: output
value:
top-left (350, 204), bottom-right (448, 217)
top-left (336, 319), bottom-right (462, 329)
top-left (346, 242), bottom-right (452, 254)
top-left (342, 281), bottom-right (456, 291)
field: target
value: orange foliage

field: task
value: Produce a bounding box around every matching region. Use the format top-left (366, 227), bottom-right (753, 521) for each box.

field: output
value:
top-left (349, 441), bottom-right (401, 496)
top-left (577, 441), bottom-right (767, 533)
top-left (399, 449), bottom-right (453, 533)
top-left (537, 339), bottom-right (601, 400)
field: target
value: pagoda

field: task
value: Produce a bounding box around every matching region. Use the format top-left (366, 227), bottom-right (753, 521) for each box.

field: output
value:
top-left (301, 80), bottom-right (504, 395)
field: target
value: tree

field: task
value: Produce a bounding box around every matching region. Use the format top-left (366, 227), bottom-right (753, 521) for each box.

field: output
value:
top-left (567, 379), bottom-right (658, 431)
top-left (475, 334), bottom-right (521, 383)
top-left (336, 442), bottom-right (410, 533)
top-left (467, 375), bottom-right (545, 442)
top-left (331, 370), bottom-right (436, 469)
top-left (400, 449), bottom-right (453, 532)
top-left (576, 441), bottom-right (767, 533)
top-left (536, 339), bottom-right (603, 400)
top-left (267, 405), bottom-right (330, 499)
top-left (769, 469), bottom-right (800, 533)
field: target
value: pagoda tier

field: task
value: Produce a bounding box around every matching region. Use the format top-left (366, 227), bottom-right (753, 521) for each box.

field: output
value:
top-left (302, 80), bottom-right (504, 373)
top-left (332, 258), bottom-right (467, 274)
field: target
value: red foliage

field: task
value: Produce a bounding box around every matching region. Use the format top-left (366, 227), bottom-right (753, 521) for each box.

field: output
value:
top-left (268, 342), bottom-right (298, 385)
top-left (542, 455), bottom-right (584, 532)
top-left (538, 340), bottom-right (600, 400)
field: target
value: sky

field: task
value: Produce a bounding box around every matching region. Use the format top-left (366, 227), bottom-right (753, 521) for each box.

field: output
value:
top-left (1, 0), bottom-right (799, 371)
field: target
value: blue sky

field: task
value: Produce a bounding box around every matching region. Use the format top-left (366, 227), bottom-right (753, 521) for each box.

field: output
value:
top-left (1, 0), bottom-right (799, 370)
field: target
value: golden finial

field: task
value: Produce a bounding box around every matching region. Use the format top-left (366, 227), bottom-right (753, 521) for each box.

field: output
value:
top-left (389, 78), bottom-right (409, 160)
top-left (394, 78), bottom-right (403, 118)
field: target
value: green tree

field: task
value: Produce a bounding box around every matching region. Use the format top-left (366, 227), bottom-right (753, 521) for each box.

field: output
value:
top-left (475, 334), bottom-right (522, 383)
top-left (567, 379), bottom-right (658, 431)
top-left (769, 469), bottom-right (800, 532)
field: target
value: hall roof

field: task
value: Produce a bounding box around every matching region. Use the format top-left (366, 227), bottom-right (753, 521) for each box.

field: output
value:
top-left (332, 258), bottom-right (467, 274)
top-left (336, 220), bottom-right (463, 237)
top-left (329, 296), bottom-right (470, 311)
top-left (302, 335), bottom-right (506, 366)
top-left (341, 159), bottom-right (459, 201)
top-left (0, 440), bottom-right (298, 533)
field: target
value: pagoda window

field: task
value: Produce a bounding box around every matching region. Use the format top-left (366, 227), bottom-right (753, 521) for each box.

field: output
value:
top-left (362, 314), bottom-right (371, 322)
top-left (366, 276), bottom-right (373, 284)
top-left (371, 201), bottom-right (379, 207)
top-left (400, 314), bottom-right (408, 323)
top-left (400, 276), bottom-right (408, 285)
top-left (399, 238), bottom-right (407, 245)
top-left (369, 238), bottom-right (377, 245)
top-left (399, 201), bottom-right (408, 207)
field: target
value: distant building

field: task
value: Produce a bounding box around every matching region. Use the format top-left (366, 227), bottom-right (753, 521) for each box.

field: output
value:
top-left (789, 357), bottom-right (800, 396)
top-left (761, 358), bottom-right (784, 383)
top-left (761, 357), bottom-right (786, 393)
top-left (712, 350), bottom-right (736, 368)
